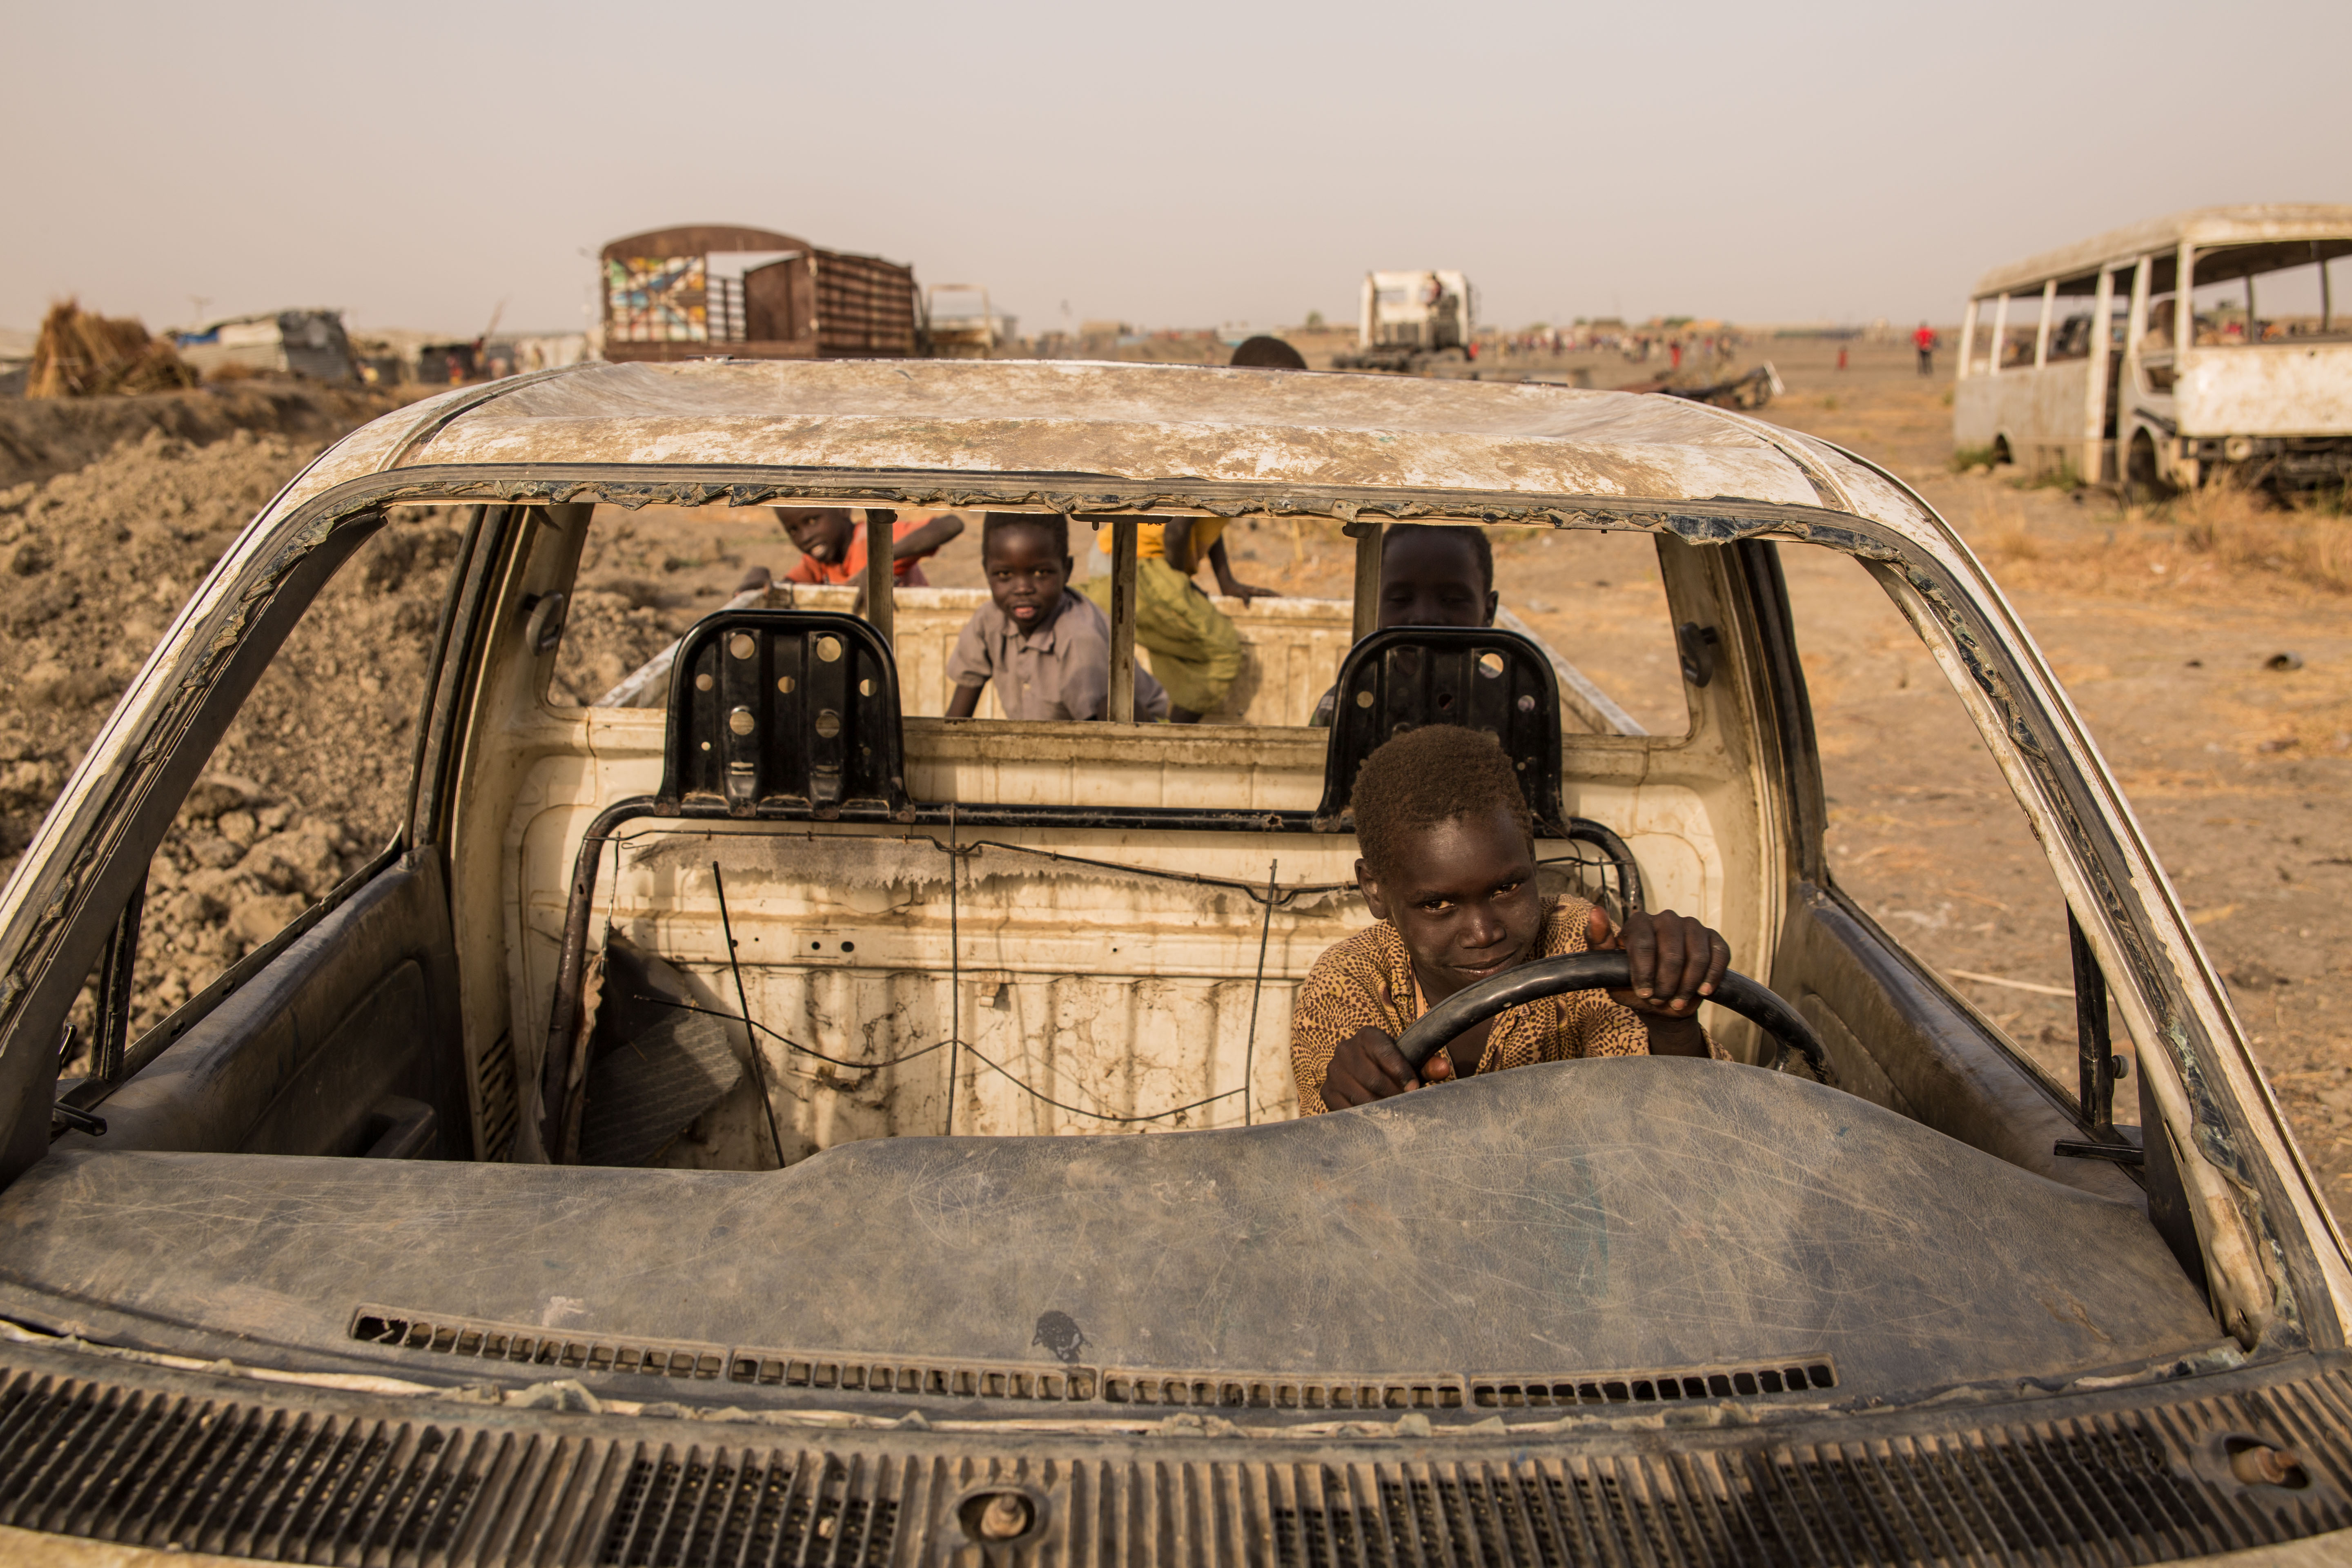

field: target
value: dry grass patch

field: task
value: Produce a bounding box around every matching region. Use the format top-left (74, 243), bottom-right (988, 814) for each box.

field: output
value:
top-left (2173, 481), bottom-right (2352, 593)
top-left (1955, 477), bottom-right (2352, 602)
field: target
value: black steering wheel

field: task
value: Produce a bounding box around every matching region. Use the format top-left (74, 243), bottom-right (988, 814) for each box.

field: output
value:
top-left (1392, 953), bottom-right (1835, 1084)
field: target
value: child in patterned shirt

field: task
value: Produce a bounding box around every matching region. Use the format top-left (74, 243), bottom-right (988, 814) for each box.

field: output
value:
top-left (1290, 724), bottom-right (1730, 1114)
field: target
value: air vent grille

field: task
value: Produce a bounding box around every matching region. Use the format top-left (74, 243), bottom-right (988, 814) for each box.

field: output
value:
top-left (600, 1448), bottom-right (899, 1568)
top-left (0, 1369), bottom-right (493, 1562)
top-left (352, 1309), bottom-right (731, 1381)
top-left (1265, 1431), bottom-right (2242, 1568)
top-left (1102, 1372), bottom-right (1466, 1411)
top-left (352, 1306), bottom-right (1823, 1414)
top-left (4, 1352), bottom-right (2352, 1566)
top-left (1471, 1360), bottom-right (1836, 1408)
top-left (352, 1306), bottom-right (1097, 1401)
top-left (729, 1353), bottom-right (1093, 1401)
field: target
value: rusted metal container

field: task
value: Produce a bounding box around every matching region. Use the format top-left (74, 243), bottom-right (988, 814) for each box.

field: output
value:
top-left (600, 223), bottom-right (923, 362)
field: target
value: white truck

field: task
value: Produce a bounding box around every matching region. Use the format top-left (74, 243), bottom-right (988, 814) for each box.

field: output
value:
top-left (1335, 268), bottom-right (1477, 371)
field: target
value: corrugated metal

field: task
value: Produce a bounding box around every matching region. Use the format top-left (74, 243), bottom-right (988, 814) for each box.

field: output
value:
top-left (6, 1352), bottom-right (2352, 1566)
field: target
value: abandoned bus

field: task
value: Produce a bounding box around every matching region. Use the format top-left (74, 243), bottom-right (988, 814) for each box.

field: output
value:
top-left (3, 360), bottom-right (2352, 1563)
top-left (1953, 204), bottom-right (2352, 491)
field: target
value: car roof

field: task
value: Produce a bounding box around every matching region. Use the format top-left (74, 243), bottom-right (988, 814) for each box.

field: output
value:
top-left (290, 359), bottom-right (1929, 536)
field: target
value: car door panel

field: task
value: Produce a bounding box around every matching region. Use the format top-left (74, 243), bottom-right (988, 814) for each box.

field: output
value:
top-left (63, 850), bottom-right (466, 1159)
top-left (1775, 879), bottom-right (2142, 1205)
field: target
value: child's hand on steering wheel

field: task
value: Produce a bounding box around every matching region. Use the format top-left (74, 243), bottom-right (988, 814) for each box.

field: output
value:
top-left (1586, 906), bottom-right (1729, 1020)
top-left (1321, 1023), bottom-right (1459, 1109)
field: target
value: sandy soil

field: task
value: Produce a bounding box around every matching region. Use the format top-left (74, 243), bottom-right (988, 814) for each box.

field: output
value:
top-left (1756, 339), bottom-right (2352, 1203)
top-left (7, 348), bottom-right (2350, 1215)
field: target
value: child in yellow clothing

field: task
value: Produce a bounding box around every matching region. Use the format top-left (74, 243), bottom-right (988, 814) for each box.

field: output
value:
top-left (1079, 518), bottom-right (1275, 722)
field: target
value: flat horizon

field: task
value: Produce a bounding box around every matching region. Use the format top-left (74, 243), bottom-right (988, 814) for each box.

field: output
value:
top-left (4, 0), bottom-right (2345, 340)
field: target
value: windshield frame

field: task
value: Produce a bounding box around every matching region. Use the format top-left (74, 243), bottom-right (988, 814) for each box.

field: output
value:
top-left (0, 450), bottom-right (2340, 1357)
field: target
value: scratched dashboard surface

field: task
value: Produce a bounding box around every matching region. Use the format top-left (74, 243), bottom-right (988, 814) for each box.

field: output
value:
top-left (0, 1058), bottom-right (2212, 1402)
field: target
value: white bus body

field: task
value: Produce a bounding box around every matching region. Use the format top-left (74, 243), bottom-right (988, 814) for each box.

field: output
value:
top-left (1953, 205), bottom-right (2352, 490)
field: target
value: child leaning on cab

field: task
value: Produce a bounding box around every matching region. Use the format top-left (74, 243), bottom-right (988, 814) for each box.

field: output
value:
top-left (946, 513), bottom-right (1170, 722)
top-left (1291, 725), bottom-right (1730, 1115)
top-left (737, 506), bottom-right (964, 593)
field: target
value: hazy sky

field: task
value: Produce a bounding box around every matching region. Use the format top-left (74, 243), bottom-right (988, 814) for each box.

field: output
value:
top-left (6, 0), bottom-right (2346, 339)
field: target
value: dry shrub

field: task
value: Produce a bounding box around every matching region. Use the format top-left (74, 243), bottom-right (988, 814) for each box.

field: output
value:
top-left (2176, 479), bottom-right (2352, 594)
top-left (1987, 523), bottom-right (2041, 564)
top-left (28, 299), bottom-right (198, 399)
top-left (1969, 493), bottom-right (2043, 564)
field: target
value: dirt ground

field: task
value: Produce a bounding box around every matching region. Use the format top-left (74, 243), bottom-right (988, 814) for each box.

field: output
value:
top-left (1747, 340), bottom-right (2352, 1206)
top-left (0, 418), bottom-right (464, 1050)
top-left (7, 348), bottom-right (2351, 1219)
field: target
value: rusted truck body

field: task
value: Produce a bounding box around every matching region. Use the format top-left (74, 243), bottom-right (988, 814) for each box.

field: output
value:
top-left (1954, 204), bottom-right (2352, 489)
top-left (0, 362), bottom-right (2350, 1562)
top-left (601, 224), bottom-right (922, 363)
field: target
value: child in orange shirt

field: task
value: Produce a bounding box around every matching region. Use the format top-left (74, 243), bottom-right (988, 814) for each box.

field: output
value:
top-left (739, 507), bottom-right (965, 591)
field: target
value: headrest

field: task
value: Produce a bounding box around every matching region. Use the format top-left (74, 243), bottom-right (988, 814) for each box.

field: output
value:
top-left (1313, 627), bottom-right (1568, 835)
top-left (655, 610), bottom-right (910, 821)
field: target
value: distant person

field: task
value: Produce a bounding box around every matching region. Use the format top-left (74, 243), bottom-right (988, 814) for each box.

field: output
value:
top-left (1913, 321), bottom-right (1938, 377)
top-left (946, 514), bottom-right (1169, 722)
top-left (741, 507), bottom-right (964, 593)
top-left (1836, 345), bottom-right (1849, 372)
top-left (1230, 334), bottom-right (1308, 370)
top-left (1310, 525), bottom-right (1495, 727)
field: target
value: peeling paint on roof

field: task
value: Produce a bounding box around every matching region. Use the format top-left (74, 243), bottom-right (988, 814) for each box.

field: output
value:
top-left (270, 359), bottom-right (1928, 533)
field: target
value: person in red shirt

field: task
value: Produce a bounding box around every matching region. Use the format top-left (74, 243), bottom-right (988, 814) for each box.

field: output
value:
top-left (742, 507), bottom-right (965, 591)
top-left (1913, 322), bottom-right (1939, 378)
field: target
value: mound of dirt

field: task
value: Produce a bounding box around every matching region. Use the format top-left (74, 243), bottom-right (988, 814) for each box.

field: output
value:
top-left (0, 419), bottom-right (470, 1054)
top-left (548, 586), bottom-right (693, 706)
top-left (0, 381), bottom-right (418, 491)
top-left (0, 426), bottom-right (308, 865)
top-left (80, 488), bottom-right (463, 1047)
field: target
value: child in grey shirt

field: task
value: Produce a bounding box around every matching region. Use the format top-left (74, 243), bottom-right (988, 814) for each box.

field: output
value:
top-left (947, 514), bottom-right (1169, 722)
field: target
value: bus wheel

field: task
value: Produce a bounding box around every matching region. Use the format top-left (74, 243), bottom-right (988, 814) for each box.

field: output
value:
top-left (2125, 430), bottom-right (2171, 506)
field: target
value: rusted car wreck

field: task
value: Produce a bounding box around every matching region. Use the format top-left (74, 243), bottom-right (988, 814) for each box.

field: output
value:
top-left (0, 361), bottom-right (2348, 1564)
